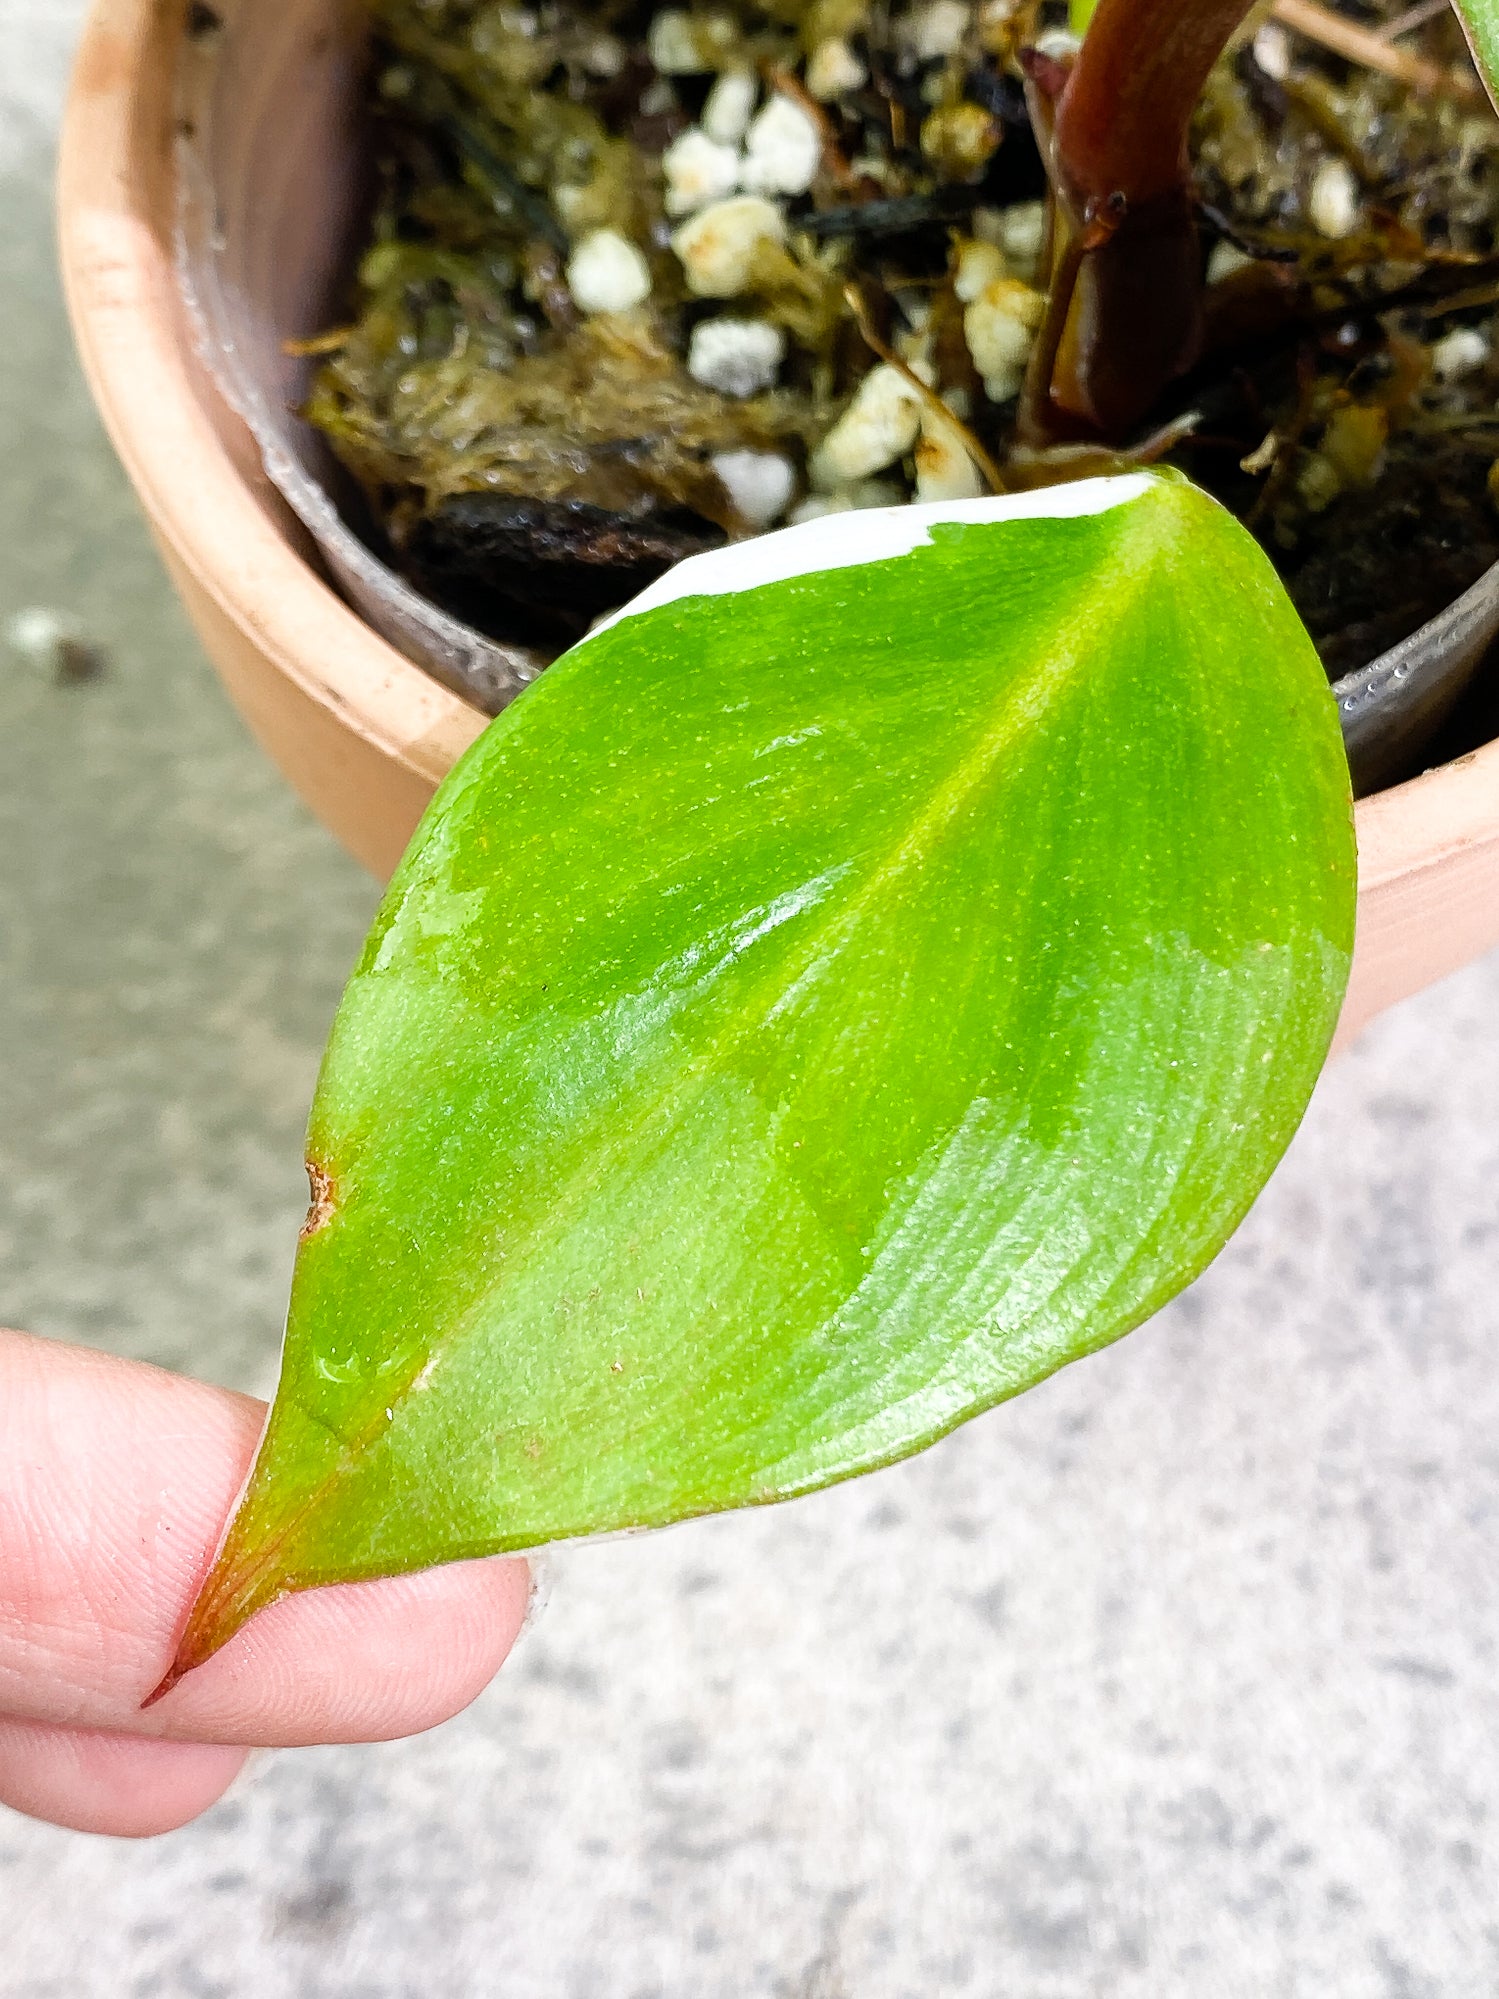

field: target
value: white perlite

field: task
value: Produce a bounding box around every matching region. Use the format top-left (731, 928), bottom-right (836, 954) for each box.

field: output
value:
top-left (1309, 157), bottom-right (1359, 240)
top-left (1207, 239), bottom-right (1253, 285)
top-left (1253, 20), bottom-right (1291, 79)
top-left (662, 127), bottom-right (741, 216)
top-left (789, 494), bottom-right (849, 522)
top-left (915, 406), bottom-right (983, 502)
top-left (711, 448), bottom-right (797, 526)
top-left (906, 0), bottom-right (971, 62)
top-left (810, 363), bottom-right (932, 488)
top-left (974, 201), bottom-right (1046, 282)
top-left (687, 316), bottom-right (786, 397)
top-left (579, 30), bottom-right (626, 76)
top-left (741, 94), bottom-right (823, 197)
top-left (565, 229), bottom-right (652, 314)
top-left (806, 36), bottom-right (866, 99)
top-left (646, 8), bottom-right (700, 71)
top-left (553, 183), bottom-right (590, 230)
top-left (1431, 326), bottom-right (1490, 381)
top-left (1032, 24), bottom-right (1081, 59)
top-left (672, 196), bottom-right (787, 296)
top-left (702, 67), bottom-right (757, 144)
top-left (790, 479), bottom-right (905, 522)
top-left (638, 75), bottom-right (677, 115)
top-left (963, 277), bottom-right (1045, 403)
top-left (647, 7), bottom-right (736, 71)
top-left (954, 237), bottom-right (1007, 303)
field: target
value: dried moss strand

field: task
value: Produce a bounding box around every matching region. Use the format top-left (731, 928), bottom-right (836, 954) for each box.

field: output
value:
top-left (843, 283), bottom-right (1009, 493)
top-left (1270, 0), bottom-right (1483, 100)
top-left (1378, 0), bottom-right (1456, 38)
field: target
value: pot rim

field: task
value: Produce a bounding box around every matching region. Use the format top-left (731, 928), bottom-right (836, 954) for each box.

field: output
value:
top-left (58, 0), bottom-right (487, 798)
top-left (56, 0), bottom-right (1499, 908)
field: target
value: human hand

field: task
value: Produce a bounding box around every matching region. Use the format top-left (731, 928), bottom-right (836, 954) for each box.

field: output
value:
top-left (0, 1328), bottom-right (530, 1836)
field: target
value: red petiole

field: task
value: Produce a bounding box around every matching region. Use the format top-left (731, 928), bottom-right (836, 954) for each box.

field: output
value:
top-left (1020, 0), bottom-right (1261, 442)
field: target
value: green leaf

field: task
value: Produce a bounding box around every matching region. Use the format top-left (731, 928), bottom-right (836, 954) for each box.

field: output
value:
top-left (1454, 0), bottom-right (1499, 109)
top-left (164, 471), bottom-right (1354, 1685)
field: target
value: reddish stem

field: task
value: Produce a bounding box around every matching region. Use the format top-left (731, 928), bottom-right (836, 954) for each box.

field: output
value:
top-left (1023, 0), bottom-right (1261, 442)
top-left (1053, 0), bottom-right (1260, 215)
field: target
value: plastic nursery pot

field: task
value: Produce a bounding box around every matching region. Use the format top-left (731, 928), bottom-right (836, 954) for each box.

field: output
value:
top-left (58, 0), bottom-right (1499, 1051)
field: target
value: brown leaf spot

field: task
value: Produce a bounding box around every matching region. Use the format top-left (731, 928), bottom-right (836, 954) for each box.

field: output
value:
top-left (300, 1158), bottom-right (337, 1239)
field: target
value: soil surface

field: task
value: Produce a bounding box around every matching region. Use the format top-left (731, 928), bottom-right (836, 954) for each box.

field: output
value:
top-left (307, 0), bottom-right (1499, 694)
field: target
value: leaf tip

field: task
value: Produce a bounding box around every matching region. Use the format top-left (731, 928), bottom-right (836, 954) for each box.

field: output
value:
top-left (141, 1547), bottom-right (290, 1708)
top-left (140, 1659), bottom-right (189, 1710)
top-left (140, 1598), bottom-right (237, 1709)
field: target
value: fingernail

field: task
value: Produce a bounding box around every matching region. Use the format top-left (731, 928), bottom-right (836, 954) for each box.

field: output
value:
top-left (516, 1553), bottom-right (552, 1644)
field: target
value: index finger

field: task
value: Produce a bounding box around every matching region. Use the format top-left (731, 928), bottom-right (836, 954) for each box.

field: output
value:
top-left (0, 1329), bottom-right (531, 1747)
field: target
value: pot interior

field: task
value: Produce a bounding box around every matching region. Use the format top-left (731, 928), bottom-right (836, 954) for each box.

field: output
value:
top-left (173, 0), bottom-right (1499, 795)
top-left (175, 0), bottom-right (546, 711)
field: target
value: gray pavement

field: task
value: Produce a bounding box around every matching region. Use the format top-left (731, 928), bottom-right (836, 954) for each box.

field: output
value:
top-left (3, 5), bottom-right (1499, 1991)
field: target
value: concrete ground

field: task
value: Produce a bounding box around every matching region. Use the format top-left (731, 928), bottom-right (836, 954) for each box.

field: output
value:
top-left (3, 4), bottom-right (1499, 1991)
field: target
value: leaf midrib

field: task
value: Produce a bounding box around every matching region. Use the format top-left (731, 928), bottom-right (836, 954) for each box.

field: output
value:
top-left (228, 528), bottom-right (1154, 1606)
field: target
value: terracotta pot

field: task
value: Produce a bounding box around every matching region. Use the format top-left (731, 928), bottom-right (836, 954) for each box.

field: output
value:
top-left (58, 0), bottom-right (1499, 1049)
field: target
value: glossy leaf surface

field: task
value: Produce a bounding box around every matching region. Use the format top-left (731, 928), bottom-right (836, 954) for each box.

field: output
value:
top-left (168, 472), bottom-right (1355, 1683)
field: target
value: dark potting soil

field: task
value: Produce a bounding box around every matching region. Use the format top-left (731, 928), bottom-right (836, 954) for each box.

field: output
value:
top-left (303, 0), bottom-right (1499, 706)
